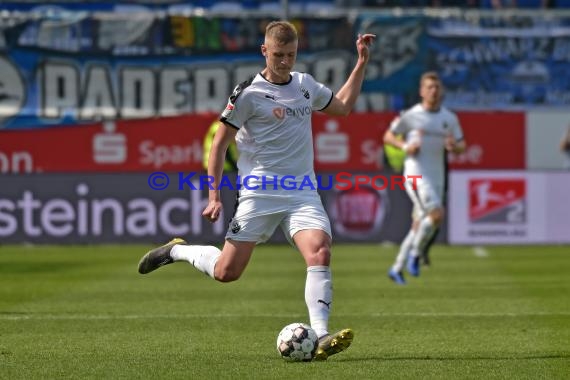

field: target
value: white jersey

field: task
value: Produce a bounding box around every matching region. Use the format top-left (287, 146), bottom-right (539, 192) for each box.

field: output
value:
top-left (390, 103), bottom-right (463, 185)
top-left (220, 71), bottom-right (333, 195)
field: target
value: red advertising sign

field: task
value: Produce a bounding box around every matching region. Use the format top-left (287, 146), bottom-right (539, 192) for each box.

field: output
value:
top-left (312, 113), bottom-right (395, 172)
top-left (312, 112), bottom-right (525, 171)
top-left (0, 115), bottom-right (213, 173)
top-left (0, 112), bottom-right (525, 173)
top-left (448, 112), bottom-right (526, 170)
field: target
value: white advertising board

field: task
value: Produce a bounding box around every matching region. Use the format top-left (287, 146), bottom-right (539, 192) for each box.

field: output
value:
top-left (526, 111), bottom-right (570, 170)
top-left (449, 171), bottom-right (570, 244)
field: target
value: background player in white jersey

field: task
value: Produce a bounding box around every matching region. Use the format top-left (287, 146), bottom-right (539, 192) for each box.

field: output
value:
top-left (384, 71), bottom-right (466, 284)
top-left (138, 21), bottom-right (376, 360)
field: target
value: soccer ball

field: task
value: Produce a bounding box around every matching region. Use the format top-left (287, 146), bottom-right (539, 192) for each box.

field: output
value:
top-left (276, 323), bottom-right (319, 362)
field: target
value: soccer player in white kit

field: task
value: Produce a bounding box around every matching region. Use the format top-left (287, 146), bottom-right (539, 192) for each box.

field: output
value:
top-left (138, 21), bottom-right (376, 360)
top-left (384, 72), bottom-right (466, 284)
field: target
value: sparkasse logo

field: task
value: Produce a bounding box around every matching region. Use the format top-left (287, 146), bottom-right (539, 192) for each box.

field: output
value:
top-left (92, 121), bottom-right (127, 164)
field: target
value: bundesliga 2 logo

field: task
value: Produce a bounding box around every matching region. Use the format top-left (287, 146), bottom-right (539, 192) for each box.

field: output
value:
top-left (469, 179), bottom-right (527, 224)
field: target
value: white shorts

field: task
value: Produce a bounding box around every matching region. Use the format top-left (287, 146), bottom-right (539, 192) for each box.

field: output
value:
top-left (404, 177), bottom-right (444, 220)
top-left (225, 192), bottom-right (332, 245)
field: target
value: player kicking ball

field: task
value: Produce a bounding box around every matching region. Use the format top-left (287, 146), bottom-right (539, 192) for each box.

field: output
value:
top-left (138, 21), bottom-right (375, 360)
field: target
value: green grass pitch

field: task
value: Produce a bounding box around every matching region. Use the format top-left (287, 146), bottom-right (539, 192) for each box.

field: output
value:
top-left (1, 244), bottom-right (569, 379)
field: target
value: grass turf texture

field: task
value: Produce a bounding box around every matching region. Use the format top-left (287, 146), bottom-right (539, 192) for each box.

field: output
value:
top-left (0, 244), bottom-right (569, 379)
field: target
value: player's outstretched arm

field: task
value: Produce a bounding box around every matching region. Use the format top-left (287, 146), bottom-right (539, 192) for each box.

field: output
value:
top-left (323, 33), bottom-right (376, 116)
top-left (202, 122), bottom-right (237, 223)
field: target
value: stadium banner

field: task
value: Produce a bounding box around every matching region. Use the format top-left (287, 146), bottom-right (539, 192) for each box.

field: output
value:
top-left (352, 14), bottom-right (426, 107)
top-left (0, 112), bottom-right (524, 174)
top-left (2, 8), bottom-right (570, 128)
top-left (426, 14), bottom-right (570, 110)
top-left (448, 171), bottom-right (570, 244)
top-left (0, 12), bottom-right (356, 130)
top-left (526, 111), bottom-right (570, 170)
top-left (0, 172), bottom-right (417, 244)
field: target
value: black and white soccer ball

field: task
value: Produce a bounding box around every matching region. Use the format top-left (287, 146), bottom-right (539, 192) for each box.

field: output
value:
top-left (276, 322), bottom-right (319, 362)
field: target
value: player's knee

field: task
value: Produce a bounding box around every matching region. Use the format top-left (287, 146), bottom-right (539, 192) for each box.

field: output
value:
top-left (214, 265), bottom-right (242, 282)
top-left (429, 208), bottom-right (445, 226)
top-left (309, 246), bottom-right (331, 266)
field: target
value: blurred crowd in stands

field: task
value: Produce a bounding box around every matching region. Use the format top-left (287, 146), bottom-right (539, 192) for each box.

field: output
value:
top-left (356, 0), bottom-right (569, 8)
top-left (3, 0), bottom-right (570, 9)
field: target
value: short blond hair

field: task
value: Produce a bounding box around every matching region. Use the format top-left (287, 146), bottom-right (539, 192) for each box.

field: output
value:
top-left (265, 21), bottom-right (298, 45)
top-left (420, 71), bottom-right (441, 85)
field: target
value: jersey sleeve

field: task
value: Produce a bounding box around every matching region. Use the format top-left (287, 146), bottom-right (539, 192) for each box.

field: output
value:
top-left (450, 112), bottom-right (464, 142)
top-left (305, 74), bottom-right (333, 111)
top-left (220, 77), bottom-right (254, 130)
top-left (389, 112), bottom-right (409, 135)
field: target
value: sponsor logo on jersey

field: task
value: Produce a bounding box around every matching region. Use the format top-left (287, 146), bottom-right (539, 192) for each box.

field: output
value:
top-left (272, 106), bottom-right (312, 120)
top-left (273, 108), bottom-right (285, 119)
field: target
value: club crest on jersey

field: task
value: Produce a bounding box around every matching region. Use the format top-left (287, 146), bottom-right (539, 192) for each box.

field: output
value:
top-left (230, 220), bottom-right (241, 234)
top-left (300, 86), bottom-right (310, 99)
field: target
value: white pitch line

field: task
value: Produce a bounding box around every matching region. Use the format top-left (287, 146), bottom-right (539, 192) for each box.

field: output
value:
top-left (473, 246), bottom-right (489, 258)
top-left (1, 311), bottom-right (569, 321)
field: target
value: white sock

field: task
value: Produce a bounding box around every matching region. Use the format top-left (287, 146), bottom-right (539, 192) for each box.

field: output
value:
top-left (305, 266), bottom-right (332, 339)
top-left (393, 229), bottom-right (415, 272)
top-left (170, 245), bottom-right (221, 279)
top-left (410, 216), bottom-right (435, 258)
